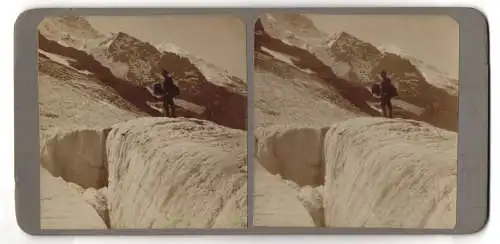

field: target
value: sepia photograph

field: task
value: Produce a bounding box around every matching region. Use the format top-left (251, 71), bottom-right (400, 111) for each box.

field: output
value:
top-left (37, 15), bottom-right (247, 229)
top-left (252, 13), bottom-right (458, 229)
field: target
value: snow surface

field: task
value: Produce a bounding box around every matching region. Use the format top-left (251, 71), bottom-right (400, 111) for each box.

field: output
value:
top-left (105, 117), bottom-right (247, 228)
top-left (253, 117), bottom-right (457, 228)
top-left (40, 166), bottom-right (108, 229)
top-left (253, 161), bottom-right (316, 227)
top-left (323, 117), bottom-right (457, 228)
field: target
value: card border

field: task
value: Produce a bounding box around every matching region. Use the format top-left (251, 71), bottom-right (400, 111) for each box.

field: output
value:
top-left (14, 7), bottom-right (489, 235)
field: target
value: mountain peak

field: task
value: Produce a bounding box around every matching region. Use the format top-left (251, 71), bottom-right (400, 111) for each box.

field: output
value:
top-left (156, 42), bottom-right (188, 56)
top-left (337, 31), bottom-right (351, 38)
top-left (56, 16), bottom-right (93, 28)
top-left (38, 16), bottom-right (103, 40)
top-left (113, 31), bottom-right (135, 41)
top-left (106, 31), bottom-right (157, 55)
top-left (328, 31), bottom-right (382, 60)
top-left (264, 13), bottom-right (320, 33)
top-left (334, 31), bottom-right (363, 44)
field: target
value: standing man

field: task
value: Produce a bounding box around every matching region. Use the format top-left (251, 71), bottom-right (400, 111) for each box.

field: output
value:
top-left (161, 70), bottom-right (180, 117)
top-left (379, 70), bottom-right (398, 118)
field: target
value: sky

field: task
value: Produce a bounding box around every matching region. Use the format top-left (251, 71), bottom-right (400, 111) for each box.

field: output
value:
top-left (86, 15), bottom-right (247, 80)
top-left (304, 14), bottom-right (459, 78)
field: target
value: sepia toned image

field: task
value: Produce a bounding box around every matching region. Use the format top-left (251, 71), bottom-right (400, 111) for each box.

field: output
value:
top-left (37, 15), bottom-right (247, 229)
top-left (253, 13), bottom-right (458, 228)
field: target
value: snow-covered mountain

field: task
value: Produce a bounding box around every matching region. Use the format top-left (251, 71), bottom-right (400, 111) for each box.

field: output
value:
top-left (377, 44), bottom-right (458, 96)
top-left (156, 42), bottom-right (247, 95)
top-left (38, 16), bottom-right (105, 50)
top-left (406, 56), bottom-right (459, 96)
top-left (255, 13), bottom-right (458, 132)
top-left (38, 16), bottom-right (247, 131)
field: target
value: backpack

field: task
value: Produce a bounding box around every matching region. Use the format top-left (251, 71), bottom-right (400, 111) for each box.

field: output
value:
top-left (153, 83), bottom-right (164, 96)
top-left (387, 84), bottom-right (398, 97)
top-left (170, 84), bottom-right (180, 97)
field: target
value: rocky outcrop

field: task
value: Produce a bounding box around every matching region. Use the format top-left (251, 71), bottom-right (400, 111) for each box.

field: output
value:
top-left (105, 117), bottom-right (247, 228)
top-left (91, 32), bottom-right (162, 86)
